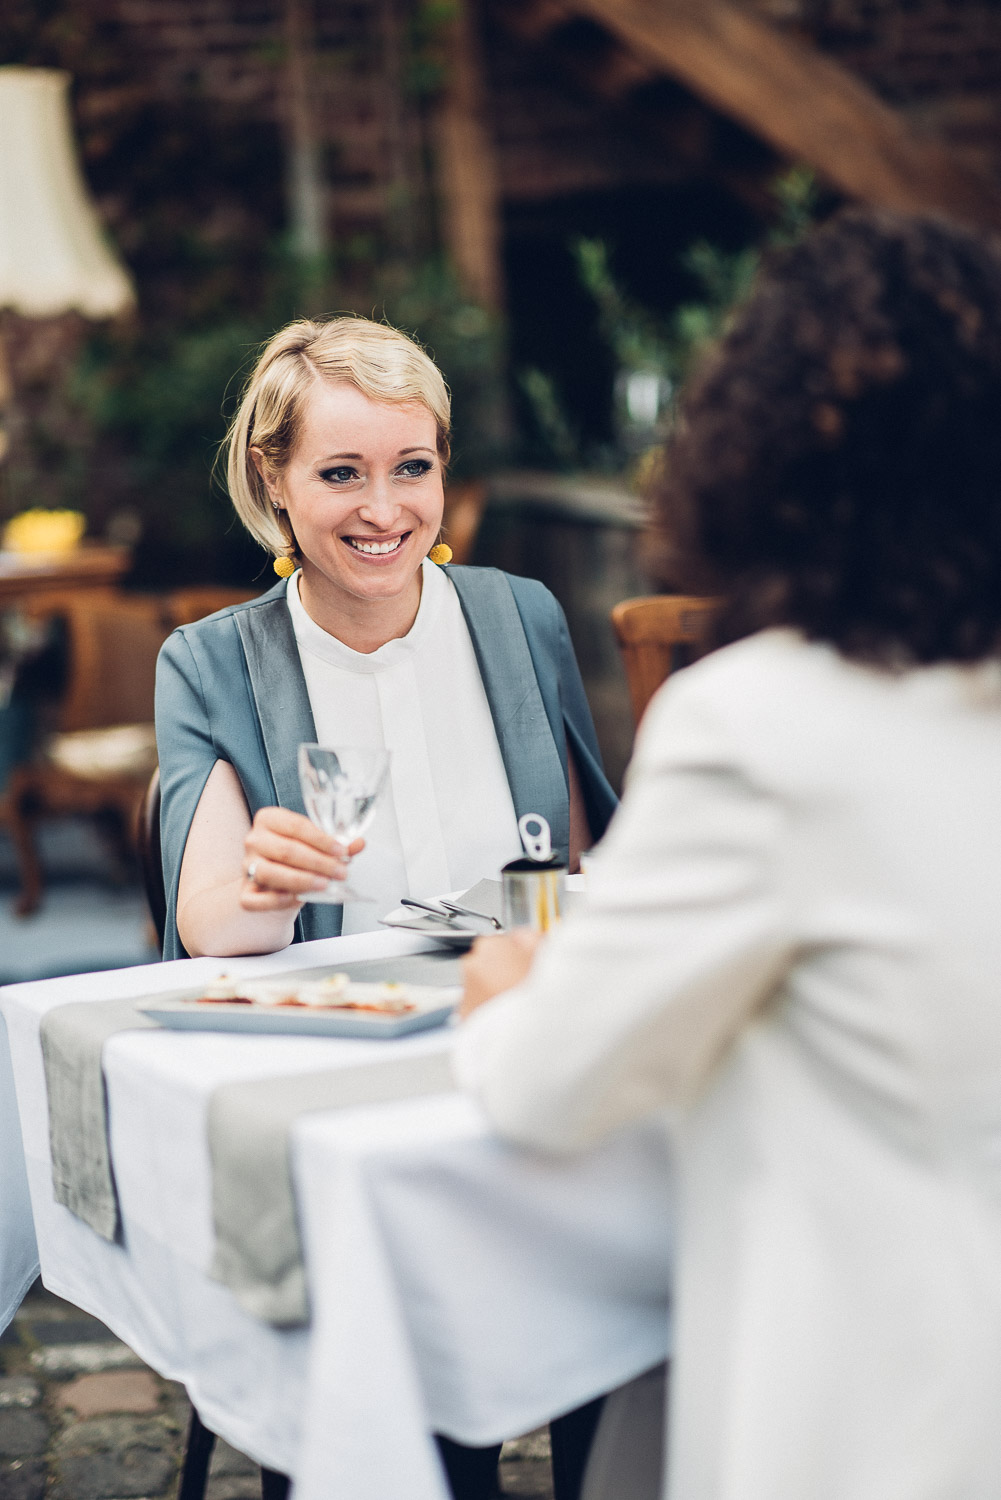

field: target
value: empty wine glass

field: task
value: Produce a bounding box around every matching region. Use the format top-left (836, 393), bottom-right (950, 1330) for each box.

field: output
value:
top-left (297, 743), bottom-right (390, 903)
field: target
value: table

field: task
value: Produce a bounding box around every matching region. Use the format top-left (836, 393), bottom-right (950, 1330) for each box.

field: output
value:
top-left (0, 1007), bottom-right (38, 1331)
top-left (1, 926), bottom-right (673, 1499)
top-left (0, 545), bottom-right (131, 606)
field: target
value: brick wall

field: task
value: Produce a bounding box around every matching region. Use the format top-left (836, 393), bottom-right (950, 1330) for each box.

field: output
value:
top-left (5, 0), bottom-right (1001, 259)
top-left (802, 0), bottom-right (1001, 175)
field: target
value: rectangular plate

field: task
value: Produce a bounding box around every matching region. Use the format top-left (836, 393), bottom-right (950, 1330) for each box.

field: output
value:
top-left (138, 989), bottom-right (460, 1039)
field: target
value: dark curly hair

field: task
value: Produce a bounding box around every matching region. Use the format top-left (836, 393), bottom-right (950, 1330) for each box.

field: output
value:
top-left (655, 208), bottom-right (1001, 665)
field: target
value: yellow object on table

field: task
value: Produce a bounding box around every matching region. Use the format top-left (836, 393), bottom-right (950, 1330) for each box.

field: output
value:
top-left (2, 509), bottom-right (86, 555)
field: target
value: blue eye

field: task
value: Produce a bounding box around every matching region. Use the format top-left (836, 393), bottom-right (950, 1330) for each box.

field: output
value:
top-left (398, 459), bottom-right (433, 478)
top-left (321, 466), bottom-right (357, 484)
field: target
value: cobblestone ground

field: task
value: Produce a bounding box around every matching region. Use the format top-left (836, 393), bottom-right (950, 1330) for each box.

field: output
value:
top-left (0, 1283), bottom-right (553, 1499)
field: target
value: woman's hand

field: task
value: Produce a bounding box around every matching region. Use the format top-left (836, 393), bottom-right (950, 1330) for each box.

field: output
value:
top-left (241, 806), bottom-right (364, 912)
top-left (460, 929), bottom-right (543, 1019)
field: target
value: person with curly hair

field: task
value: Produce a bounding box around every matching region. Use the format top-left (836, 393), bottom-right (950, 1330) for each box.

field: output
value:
top-left (456, 209), bottom-right (1001, 1499)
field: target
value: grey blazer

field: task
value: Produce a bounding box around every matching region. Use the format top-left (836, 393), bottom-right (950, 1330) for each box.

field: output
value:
top-left (154, 565), bottom-right (616, 960)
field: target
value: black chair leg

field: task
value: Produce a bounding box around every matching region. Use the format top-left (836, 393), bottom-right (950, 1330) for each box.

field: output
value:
top-left (435, 1435), bottom-right (504, 1500)
top-left (179, 1403), bottom-right (290, 1500)
top-left (260, 1468), bottom-right (290, 1500)
top-left (178, 1407), bottom-right (217, 1500)
top-left (550, 1396), bottom-right (606, 1500)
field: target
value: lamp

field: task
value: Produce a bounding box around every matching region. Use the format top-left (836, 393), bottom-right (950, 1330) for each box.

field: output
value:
top-left (0, 67), bottom-right (134, 318)
top-left (0, 66), bottom-right (135, 464)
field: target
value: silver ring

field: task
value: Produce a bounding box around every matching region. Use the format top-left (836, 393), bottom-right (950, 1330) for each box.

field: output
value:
top-left (246, 860), bottom-right (259, 883)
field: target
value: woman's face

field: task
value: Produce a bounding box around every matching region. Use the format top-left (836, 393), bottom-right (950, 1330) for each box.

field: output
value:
top-left (265, 379), bottom-right (444, 621)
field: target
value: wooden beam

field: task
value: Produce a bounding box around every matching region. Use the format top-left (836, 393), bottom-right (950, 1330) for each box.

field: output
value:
top-left (559, 31), bottom-right (660, 103)
top-left (563, 0), bottom-right (1001, 231)
top-left (502, 0), bottom-right (577, 44)
top-left (433, 0), bottom-right (505, 309)
top-left (283, 0), bottom-right (328, 260)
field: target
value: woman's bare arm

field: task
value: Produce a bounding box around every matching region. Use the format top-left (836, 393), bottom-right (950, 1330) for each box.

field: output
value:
top-left (176, 759), bottom-right (351, 957)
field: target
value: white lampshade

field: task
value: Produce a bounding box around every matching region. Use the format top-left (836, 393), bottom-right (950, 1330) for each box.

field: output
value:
top-left (0, 66), bottom-right (135, 318)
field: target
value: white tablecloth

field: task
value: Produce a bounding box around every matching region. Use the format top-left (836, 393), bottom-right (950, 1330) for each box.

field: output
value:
top-left (1, 925), bottom-right (673, 1499)
top-left (0, 1008), bottom-right (39, 1333)
top-left (294, 1099), bottom-right (673, 1499)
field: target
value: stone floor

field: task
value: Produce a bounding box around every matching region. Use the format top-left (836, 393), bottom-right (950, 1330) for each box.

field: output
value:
top-left (0, 1283), bottom-right (554, 1499)
top-left (0, 823), bottom-right (157, 987)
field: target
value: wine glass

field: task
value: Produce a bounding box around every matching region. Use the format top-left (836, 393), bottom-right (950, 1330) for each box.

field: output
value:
top-left (297, 744), bottom-right (390, 903)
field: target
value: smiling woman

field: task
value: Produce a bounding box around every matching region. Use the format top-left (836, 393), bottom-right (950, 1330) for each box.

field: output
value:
top-left (253, 380), bottom-right (444, 648)
top-left (153, 316), bottom-right (617, 964)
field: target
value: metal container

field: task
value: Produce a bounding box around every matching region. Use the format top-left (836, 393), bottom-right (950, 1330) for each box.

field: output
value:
top-left (501, 855), bottom-right (566, 932)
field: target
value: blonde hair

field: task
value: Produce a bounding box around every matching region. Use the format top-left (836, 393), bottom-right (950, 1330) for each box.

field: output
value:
top-left (223, 316), bottom-right (452, 555)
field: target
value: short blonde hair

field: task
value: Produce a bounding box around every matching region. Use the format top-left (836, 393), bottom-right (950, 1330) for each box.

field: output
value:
top-left (223, 316), bottom-right (452, 555)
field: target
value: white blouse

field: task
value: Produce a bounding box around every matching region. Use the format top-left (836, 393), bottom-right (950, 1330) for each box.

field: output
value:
top-left (286, 559), bottom-right (522, 934)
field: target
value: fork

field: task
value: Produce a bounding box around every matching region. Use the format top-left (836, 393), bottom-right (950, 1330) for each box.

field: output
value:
top-left (439, 900), bottom-right (502, 930)
top-left (400, 898), bottom-right (454, 923)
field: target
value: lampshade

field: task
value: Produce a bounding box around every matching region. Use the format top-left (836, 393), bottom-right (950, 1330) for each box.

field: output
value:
top-left (0, 67), bottom-right (135, 318)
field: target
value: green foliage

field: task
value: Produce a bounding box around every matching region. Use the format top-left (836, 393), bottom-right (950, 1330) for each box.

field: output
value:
top-left (574, 238), bottom-right (673, 380)
top-left (546, 167), bottom-right (823, 469)
top-left (580, 169), bottom-right (820, 389)
top-left (374, 256), bottom-right (509, 476)
top-left (518, 368), bottom-right (579, 469)
top-left (407, 0), bottom-right (461, 97)
top-left (771, 164), bottom-right (822, 245)
top-left (66, 315), bottom-right (270, 584)
top-left (65, 244), bottom-right (509, 582)
top-left (670, 241), bottom-right (760, 378)
top-left (73, 319), bottom-right (264, 538)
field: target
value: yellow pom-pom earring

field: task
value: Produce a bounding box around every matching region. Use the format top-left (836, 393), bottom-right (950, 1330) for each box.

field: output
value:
top-left (429, 540), bottom-right (452, 565)
top-left (272, 502), bottom-right (297, 578)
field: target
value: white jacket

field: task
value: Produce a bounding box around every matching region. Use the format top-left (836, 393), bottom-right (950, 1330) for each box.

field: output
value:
top-left (456, 628), bottom-right (1001, 1500)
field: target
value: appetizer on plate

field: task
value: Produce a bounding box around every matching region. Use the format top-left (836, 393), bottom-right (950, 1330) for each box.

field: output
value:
top-left (195, 974), bottom-right (419, 1015)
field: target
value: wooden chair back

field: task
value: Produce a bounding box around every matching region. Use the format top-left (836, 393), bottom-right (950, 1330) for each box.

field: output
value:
top-left (611, 594), bottom-right (721, 725)
top-left (39, 592), bottom-right (173, 734)
top-left (164, 587), bottom-right (257, 630)
top-left (8, 593), bottom-right (170, 916)
top-left (442, 480), bottom-right (487, 566)
top-left (136, 590), bottom-right (256, 951)
top-left (136, 765), bottom-right (166, 954)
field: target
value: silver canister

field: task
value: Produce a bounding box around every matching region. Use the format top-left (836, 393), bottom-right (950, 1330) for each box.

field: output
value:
top-left (501, 814), bottom-right (567, 932)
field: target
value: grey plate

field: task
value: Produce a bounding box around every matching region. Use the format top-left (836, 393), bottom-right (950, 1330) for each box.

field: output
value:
top-left (378, 912), bottom-right (487, 949)
top-left (138, 991), bottom-right (459, 1039)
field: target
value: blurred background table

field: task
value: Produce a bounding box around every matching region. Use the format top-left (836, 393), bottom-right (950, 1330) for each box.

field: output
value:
top-left (0, 545), bottom-right (131, 606)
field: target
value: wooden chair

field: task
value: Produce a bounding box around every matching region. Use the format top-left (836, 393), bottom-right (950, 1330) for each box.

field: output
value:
top-left (134, 589), bottom-right (256, 950)
top-left (8, 592), bottom-right (170, 916)
top-left (611, 595), bottom-right (721, 726)
top-left (136, 765), bottom-right (166, 953)
top-left (164, 586), bottom-right (257, 629)
top-left (442, 479), bottom-right (487, 565)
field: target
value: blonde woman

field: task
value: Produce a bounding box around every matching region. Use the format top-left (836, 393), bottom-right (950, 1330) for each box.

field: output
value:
top-left (155, 316), bottom-right (615, 962)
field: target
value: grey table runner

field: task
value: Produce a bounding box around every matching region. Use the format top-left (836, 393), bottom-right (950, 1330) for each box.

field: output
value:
top-left (205, 948), bottom-right (462, 1326)
top-left (37, 878), bottom-right (540, 1322)
top-left (38, 947), bottom-right (465, 1315)
top-left (40, 998), bottom-right (160, 1242)
top-left (209, 1045), bottom-right (456, 1326)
